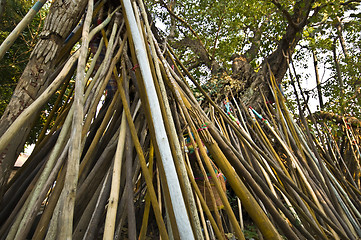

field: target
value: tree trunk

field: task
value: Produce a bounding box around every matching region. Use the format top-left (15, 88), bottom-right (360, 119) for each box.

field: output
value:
top-left (0, 0), bottom-right (87, 199)
top-left (232, 0), bottom-right (314, 107)
top-left (236, 24), bottom-right (303, 107)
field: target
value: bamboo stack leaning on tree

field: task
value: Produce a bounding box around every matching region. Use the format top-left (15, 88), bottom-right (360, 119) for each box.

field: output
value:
top-left (0, 0), bottom-right (360, 239)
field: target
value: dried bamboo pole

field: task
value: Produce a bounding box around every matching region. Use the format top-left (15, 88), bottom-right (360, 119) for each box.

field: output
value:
top-left (155, 47), bottom-right (225, 236)
top-left (74, 120), bottom-right (121, 220)
top-left (82, 168), bottom-right (112, 240)
top-left (36, 79), bottom-right (70, 145)
top-left (1, 128), bottom-right (60, 207)
top-left (79, 92), bottom-right (120, 181)
top-left (168, 46), bottom-right (354, 238)
top-left (211, 125), bottom-right (320, 240)
top-left (121, 0), bottom-right (194, 237)
top-left (184, 162), bottom-right (224, 240)
top-left (124, 76), bottom-right (138, 240)
top-left (32, 161), bottom-right (67, 240)
top-left (184, 124), bottom-right (225, 235)
top-left (171, 99), bottom-right (211, 240)
top-left (141, 6), bottom-right (203, 237)
top-left (82, 16), bottom-right (124, 137)
top-left (72, 171), bottom-right (107, 239)
top-left (270, 76), bottom-right (359, 238)
top-left (57, 0), bottom-right (93, 237)
top-left (117, 65), bottom-right (169, 240)
top-left (165, 50), bottom-right (288, 239)
top-left (138, 142), bottom-right (155, 240)
top-left (4, 100), bottom-right (74, 240)
top-left (0, 166), bottom-right (41, 238)
top-left (102, 112), bottom-right (127, 239)
top-left (159, 62), bottom-right (249, 240)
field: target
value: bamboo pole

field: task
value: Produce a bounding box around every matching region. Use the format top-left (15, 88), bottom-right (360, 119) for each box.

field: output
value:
top-left (138, 142), bottom-right (155, 240)
top-left (58, 1), bottom-right (93, 238)
top-left (82, 168), bottom-right (112, 240)
top-left (120, 0), bottom-right (194, 238)
top-left (140, 4), bottom-right (203, 237)
top-left (124, 68), bottom-right (137, 240)
top-left (165, 49), bottom-right (285, 239)
top-left (117, 68), bottom-right (169, 240)
top-left (0, 0), bottom-right (48, 60)
top-left (102, 112), bottom-right (127, 240)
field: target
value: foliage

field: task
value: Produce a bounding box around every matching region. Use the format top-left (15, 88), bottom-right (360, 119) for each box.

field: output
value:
top-left (298, 2), bottom-right (360, 107)
top-left (147, 0), bottom-right (286, 76)
top-left (146, 0), bottom-right (361, 126)
top-left (0, 0), bottom-right (47, 117)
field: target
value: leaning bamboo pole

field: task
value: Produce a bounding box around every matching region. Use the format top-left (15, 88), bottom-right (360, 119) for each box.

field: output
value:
top-left (0, 0), bottom-right (48, 60)
top-left (121, 0), bottom-right (194, 238)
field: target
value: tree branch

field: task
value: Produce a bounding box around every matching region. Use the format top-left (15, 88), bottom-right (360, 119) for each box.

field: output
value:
top-left (159, 0), bottom-right (206, 51)
top-left (160, 0), bottom-right (224, 73)
top-left (269, 0), bottom-right (298, 29)
top-left (315, 111), bottom-right (361, 128)
top-left (245, 14), bottom-right (271, 62)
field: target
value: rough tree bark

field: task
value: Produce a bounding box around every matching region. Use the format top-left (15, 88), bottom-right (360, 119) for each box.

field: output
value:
top-left (0, 0), bottom-right (88, 199)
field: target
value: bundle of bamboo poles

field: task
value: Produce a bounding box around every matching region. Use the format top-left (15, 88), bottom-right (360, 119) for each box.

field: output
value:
top-left (0, 0), bottom-right (361, 239)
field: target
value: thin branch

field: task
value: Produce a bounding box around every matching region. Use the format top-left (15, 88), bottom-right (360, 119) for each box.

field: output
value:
top-left (159, 0), bottom-right (210, 59)
top-left (269, 0), bottom-right (298, 29)
top-left (315, 111), bottom-right (361, 128)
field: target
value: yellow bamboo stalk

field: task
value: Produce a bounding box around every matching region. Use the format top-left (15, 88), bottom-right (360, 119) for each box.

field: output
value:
top-left (159, 65), bottom-right (245, 239)
top-left (163, 53), bottom-right (283, 240)
top-left (184, 163), bottom-right (224, 240)
top-left (138, 142), bottom-right (155, 240)
top-left (117, 69), bottom-right (169, 240)
top-left (183, 141), bottom-right (211, 240)
top-left (140, 6), bottom-right (203, 237)
top-left (82, 18), bottom-right (125, 138)
top-left (78, 92), bottom-right (120, 180)
top-left (185, 125), bottom-right (225, 234)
